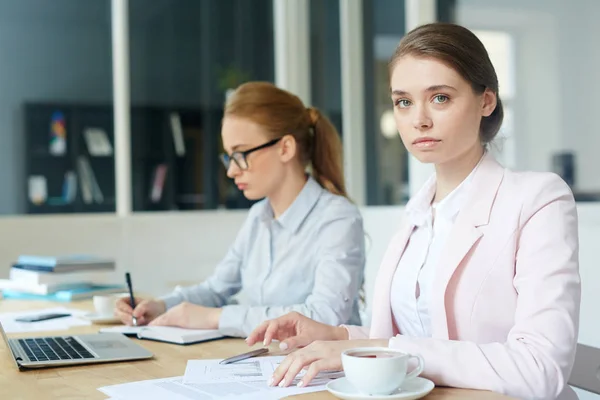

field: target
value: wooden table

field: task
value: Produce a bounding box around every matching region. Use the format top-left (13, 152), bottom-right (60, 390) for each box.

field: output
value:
top-left (0, 300), bottom-right (514, 400)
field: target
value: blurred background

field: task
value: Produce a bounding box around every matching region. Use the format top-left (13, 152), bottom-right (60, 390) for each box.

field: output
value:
top-left (0, 0), bottom-right (596, 216)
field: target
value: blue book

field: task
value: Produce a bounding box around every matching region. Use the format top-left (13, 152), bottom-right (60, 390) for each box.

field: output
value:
top-left (1, 284), bottom-right (125, 302)
top-left (12, 263), bottom-right (114, 273)
top-left (15, 255), bottom-right (115, 272)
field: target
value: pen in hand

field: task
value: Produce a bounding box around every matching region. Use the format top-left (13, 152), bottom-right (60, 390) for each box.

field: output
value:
top-left (125, 272), bottom-right (137, 326)
top-left (219, 348), bottom-right (269, 365)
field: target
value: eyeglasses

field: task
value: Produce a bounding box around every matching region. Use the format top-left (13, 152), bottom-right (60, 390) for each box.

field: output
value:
top-left (220, 138), bottom-right (282, 171)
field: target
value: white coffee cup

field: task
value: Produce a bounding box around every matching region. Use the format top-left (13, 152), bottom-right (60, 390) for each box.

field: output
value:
top-left (93, 293), bottom-right (128, 316)
top-left (341, 347), bottom-right (425, 395)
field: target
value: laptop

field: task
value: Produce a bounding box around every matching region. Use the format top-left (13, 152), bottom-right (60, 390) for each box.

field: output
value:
top-left (568, 343), bottom-right (600, 394)
top-left (0, 320), bottom-right (153, 369)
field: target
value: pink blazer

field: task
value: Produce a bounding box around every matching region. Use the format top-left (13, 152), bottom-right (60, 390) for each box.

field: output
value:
top-left (347, 153), bottom-right (580, 400)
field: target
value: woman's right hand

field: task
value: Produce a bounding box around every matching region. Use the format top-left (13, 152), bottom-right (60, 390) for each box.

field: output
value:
top-left (114, 297), bottom-right (166, 326)
top-left (245, 311), bottom-right (349, 351)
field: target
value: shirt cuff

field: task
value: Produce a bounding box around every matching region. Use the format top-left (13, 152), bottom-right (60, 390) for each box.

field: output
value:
top-left (218, 305), bottom-right (247, 338)
top-left (341, 324), bottom-right (369, 340)
top-left (158, 292), bottom-right (184, 310)
top-left (388, 334), bottom-right (420, 354)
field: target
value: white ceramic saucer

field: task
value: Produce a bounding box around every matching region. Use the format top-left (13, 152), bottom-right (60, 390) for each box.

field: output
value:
top-left (82, 312), bottom-right (120, 325)
top-left (326, 377), bottom-right (434, 400)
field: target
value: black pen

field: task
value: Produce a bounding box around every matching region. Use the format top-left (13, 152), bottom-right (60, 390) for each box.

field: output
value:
top-left (125, 272), bottom-right (137, 326)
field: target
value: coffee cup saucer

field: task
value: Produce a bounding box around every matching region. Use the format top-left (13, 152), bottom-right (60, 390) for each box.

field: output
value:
top-left (326, 376), bottom-right (434, 400)
top-left (82, 312), bottom-right (120, 325)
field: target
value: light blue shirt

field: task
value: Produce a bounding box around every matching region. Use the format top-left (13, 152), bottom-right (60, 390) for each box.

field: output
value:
top-left (160, 177), bottom-right (366, 337)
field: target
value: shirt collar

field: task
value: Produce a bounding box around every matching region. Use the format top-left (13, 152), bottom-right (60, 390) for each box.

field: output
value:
top-left (260, 176), bottom-right (324, 233)
top-left (405, 152), bottom-right (485, 227)
top-left (405, 175), bottom-right (436, 227)
top-left (432, 167), bottom-right (475, 222)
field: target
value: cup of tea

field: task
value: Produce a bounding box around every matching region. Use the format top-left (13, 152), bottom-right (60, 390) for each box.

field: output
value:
top-left (93, 293), bottom-right (128, 316)
top-left (341, 347), bottom-right (425, 395)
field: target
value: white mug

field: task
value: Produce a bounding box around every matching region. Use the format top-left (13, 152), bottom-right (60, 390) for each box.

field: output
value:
top-left (341, 347), bottom-right (425, 395)
top-left (93, 293), bottom-right (128, 316)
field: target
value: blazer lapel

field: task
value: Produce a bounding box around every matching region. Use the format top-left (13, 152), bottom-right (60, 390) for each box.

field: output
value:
top-left (430, 153), bottom-right (505, 339)
top-left (369, 221), bottom-right (414, 339)
top-left (430, 216), bottom-right (482, 339)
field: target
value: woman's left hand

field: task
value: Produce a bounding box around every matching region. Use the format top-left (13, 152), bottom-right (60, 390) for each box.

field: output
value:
top-left (270, 339), bottom-right (388, 388)
top-left (149, 302), bottom-right (222, 329)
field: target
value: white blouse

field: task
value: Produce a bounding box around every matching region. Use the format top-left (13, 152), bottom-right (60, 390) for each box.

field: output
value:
top-left (390, 163), bottom-right (480, 337)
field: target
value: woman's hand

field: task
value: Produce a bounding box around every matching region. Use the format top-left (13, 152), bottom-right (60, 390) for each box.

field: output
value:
top-left (114, 297), bottom-right (166, 326)
top-left (149, 302), bottom-right (222, 330)
top-left (245, 311), bottom-right (348, 350)
top-left (269, 339), bottom-right (388, 388)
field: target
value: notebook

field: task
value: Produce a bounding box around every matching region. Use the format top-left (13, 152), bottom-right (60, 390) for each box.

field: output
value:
top-left (99, 325), bottom-right (225, 345)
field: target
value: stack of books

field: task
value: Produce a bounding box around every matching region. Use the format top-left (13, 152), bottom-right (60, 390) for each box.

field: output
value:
top-left (0, 255), bottom-right (125, 301)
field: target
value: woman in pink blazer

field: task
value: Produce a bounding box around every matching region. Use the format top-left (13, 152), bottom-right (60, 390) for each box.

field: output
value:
top-left (246, 22), bottom-right (580, 400)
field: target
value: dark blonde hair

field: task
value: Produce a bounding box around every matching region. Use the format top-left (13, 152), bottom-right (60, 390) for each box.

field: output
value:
top-left (390, 22), bottom-right (504, 144)
top-left (224, 81), bottom-right (348, 197)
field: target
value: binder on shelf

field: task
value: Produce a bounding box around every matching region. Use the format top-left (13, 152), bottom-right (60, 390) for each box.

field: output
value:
top-left (83, 127), bottom-right (113, 156)
top-left (77, 156), bottom-right (93, 204)
top-left (62, 171), bottom-right (77, 203)
top-left (150, 164), bottom-right (168, 203)
top-left (170, 112), bottom-right (186, 156)
top-left (77, 156), bottom-right (104, 203)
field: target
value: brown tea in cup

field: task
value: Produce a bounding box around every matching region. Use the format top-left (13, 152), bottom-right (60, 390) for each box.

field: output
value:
top-left (346, 351), bottom-right (398, 359)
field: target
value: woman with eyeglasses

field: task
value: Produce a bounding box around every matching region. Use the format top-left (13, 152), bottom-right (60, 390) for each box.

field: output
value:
top-left (246, 23), bottom-right (580, 399)
top-left (114, 82), bottom-right (366, 338)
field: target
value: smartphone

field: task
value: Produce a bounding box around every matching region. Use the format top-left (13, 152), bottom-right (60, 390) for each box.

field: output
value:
top-left (15, 313), bottom-right (71, 323)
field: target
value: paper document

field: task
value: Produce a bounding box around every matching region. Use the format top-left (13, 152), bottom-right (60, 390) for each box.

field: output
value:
top-left (99, 375), bottom-right (333, 400)
top-left (99, 356), bottom-right (343, 400)
top-left (184, 356), bottom-right (343, 385)
top-left (0, 307), bottom-right (90, 334)
top-left (184, 358), bottom-right (265, 383)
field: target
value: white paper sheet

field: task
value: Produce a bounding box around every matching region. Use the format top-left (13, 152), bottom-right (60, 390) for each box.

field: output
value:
top-left (99, 325), bottom-right (144, 335)
top-left (183, 357), bottom-right (269, 383)
top-left (183, 356), bottom-right (344, 385)
top-left (99, 356), bottom-right (343, 400)
top-left (0, 307), bottom-right (91, 333)
top-left (99, 375), bottom-right (332, 400)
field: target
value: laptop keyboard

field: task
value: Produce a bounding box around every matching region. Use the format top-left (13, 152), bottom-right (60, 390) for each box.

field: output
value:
top-left (18, 337), bottom-right (95, 362)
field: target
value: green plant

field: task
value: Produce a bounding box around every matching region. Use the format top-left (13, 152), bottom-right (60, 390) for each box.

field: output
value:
top-left (216, 65), bottom-right (251, 92)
